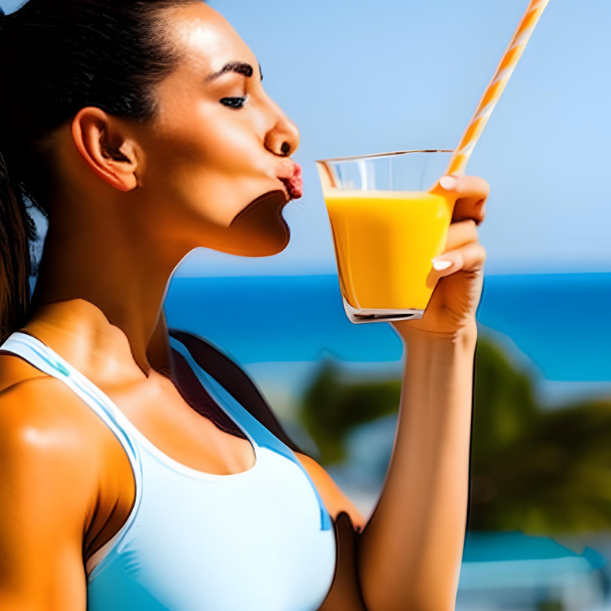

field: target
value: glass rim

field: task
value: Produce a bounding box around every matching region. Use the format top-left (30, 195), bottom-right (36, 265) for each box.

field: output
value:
top-left (316, 149), bottom-right (454, 164)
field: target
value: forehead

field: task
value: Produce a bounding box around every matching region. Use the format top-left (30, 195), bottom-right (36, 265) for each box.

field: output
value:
top-left (166, 3), bottom-right (256, 75)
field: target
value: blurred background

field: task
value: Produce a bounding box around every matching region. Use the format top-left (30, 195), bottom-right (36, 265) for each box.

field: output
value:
top-left (9, 0), bottom-right (611, 608)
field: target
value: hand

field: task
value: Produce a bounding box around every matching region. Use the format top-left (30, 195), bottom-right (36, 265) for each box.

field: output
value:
top-left (391, 174), bottom-right (489, 342)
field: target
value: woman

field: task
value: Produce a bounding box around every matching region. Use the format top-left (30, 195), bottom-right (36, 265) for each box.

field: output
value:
top-left (0, 1), bottom-right (488, 610)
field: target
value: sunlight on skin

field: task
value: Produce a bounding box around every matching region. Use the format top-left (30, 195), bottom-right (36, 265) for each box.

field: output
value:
top-left (0, 2), bottom-right (491, 610)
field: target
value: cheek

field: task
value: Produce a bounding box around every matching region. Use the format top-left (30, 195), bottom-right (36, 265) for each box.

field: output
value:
top-left (174, 101), bottom-right (269, 176)
top-left (179, 172), bottom-right (281, 227)
top-left (146, 112), bottom-right (278, 227)
top-left (199, 114), bottom-right (266, 174)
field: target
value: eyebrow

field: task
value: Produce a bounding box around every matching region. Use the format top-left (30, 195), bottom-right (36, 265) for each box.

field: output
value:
top-left (206, 61), bottom-right (263, 82)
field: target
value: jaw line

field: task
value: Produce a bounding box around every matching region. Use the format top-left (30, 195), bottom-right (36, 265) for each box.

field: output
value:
top-left (229, 189), bottom-right (289, 227)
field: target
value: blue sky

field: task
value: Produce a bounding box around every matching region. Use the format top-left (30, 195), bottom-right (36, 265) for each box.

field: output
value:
top-left (7, 0), bottom-right (611, 277)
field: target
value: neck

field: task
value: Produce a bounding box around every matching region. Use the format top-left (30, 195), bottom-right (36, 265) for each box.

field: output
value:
top-left (26, 209), bottom-right (190, 380)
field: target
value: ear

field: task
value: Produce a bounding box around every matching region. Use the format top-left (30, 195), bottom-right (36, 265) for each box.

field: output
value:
top-left (71, 107), bottom-right (142, 192)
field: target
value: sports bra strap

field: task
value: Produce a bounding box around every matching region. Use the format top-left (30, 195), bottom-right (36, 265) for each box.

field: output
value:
top-left (168, 328), bottom-right (313, 459)
top-left (0, 331), bottom-right (143, 484)
top-left (169, 329), bottom-right (332, 532)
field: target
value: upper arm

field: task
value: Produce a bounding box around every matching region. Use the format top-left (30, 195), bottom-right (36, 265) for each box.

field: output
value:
top-left (294, 452), bottom-right (366, 531)
top-left (0, 379), bottom-right (99, 610)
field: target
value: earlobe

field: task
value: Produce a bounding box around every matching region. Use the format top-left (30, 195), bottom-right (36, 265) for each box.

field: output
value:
top-left (71, 107), bottom-right (140, 192)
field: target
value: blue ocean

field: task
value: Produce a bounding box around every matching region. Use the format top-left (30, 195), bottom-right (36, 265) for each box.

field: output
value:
top-left (165, 272), bottom-right (611, 385)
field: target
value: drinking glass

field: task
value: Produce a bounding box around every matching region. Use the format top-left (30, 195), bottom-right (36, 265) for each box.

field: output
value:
top-left (316, 150), bottom-right (455, 324)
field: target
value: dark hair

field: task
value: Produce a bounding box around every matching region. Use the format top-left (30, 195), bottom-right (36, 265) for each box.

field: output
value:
top-left (0, 0), bottom-right (199, 343)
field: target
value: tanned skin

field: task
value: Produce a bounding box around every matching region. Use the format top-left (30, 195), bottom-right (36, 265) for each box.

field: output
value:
top-left (0, 3), bottom-right (488, 610)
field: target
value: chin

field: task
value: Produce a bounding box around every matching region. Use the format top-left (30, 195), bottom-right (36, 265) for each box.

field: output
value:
top-left (222, 189), bottom-right (292, 257)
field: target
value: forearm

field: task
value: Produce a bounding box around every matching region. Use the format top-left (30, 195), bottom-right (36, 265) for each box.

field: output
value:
top-left (357, 326), bottom-right (477, 611)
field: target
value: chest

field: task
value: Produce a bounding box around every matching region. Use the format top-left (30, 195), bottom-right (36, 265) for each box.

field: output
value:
top-left (86, 374), bottom-right (337, 611)
top-left (87, 444), bottom-right (337, 611)
top-left (106, 377), bottom-right (257, 476)
top-left (84, 371), bottom-right (259, 570)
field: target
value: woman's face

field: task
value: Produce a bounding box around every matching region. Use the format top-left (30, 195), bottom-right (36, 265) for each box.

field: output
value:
top-left (135, 2), bottom-right (302, 257)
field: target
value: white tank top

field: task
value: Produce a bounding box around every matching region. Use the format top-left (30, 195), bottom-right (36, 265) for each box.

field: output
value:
top-left (0, 331), bottom-right (337, 611)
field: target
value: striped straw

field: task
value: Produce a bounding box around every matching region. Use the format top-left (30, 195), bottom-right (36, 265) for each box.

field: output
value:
top-left (441, 0), bottom-right (550, 178)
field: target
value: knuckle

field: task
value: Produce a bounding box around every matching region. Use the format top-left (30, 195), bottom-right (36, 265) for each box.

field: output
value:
top-left (476, 176), bottom-right (490, 193)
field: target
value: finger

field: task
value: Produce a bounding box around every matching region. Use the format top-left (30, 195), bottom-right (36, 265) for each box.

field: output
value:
top-left (444, 219), bottom-right (478, 252)
top-left (439, 174), bottom-right (489, 225)
top-left (453, 197), bottom-right (487, 226)
top-left (440, 174), bottom-right (490, 201)
top-left (431, 241), bottom-right (487, 276)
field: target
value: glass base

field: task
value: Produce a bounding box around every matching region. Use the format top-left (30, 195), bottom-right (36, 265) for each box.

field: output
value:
top-left (342, 297), bottom-right (424, 324)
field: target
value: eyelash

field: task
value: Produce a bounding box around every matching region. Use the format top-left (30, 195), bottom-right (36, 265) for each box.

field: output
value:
top-left (220, 96), bottom-right (248, 109)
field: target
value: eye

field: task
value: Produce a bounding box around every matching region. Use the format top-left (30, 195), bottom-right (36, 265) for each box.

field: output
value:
top-left (220, 96), bottom-right (248, 109)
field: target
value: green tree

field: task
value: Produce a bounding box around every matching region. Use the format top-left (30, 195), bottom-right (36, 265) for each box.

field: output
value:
top-left (299, 358), bottom-right (401, 464)
top-left (298, 335), bottom-right (611, 535)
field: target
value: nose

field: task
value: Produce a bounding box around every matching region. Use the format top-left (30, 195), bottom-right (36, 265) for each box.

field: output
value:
top-left (264, 106), bottom-right (300, 158)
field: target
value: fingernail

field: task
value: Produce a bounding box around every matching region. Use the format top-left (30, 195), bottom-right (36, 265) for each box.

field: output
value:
top-left (439, 175), bottom-right (458, 191)
top-left (432, 259), bottom-right (452, 270)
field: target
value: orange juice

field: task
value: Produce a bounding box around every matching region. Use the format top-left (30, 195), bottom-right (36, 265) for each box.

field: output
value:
top-left (323, 190), bottom-right (453, 311)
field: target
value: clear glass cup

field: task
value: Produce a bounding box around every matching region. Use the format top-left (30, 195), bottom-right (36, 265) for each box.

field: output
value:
top-left (316, 150), bottom-right (455, 324)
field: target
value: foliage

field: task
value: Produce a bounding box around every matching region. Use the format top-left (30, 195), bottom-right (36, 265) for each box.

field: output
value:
top-left (297, 335), bottom-right (611, 535)
top-left (299, 358), bottom-right (401, 464)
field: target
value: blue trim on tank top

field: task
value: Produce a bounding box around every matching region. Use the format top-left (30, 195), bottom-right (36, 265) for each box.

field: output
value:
top-left (169, 337), bottom-right (332, 532)
top-left (0, 332), bottom-right (146, 584)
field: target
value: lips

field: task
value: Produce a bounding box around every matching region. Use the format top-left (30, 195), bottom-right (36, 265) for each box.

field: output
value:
top-left (279, 163), bottom-right (303, 200)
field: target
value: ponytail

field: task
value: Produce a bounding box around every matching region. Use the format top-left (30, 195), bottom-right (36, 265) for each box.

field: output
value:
top-left (0, 4), bottom-right (34, 343)
top-left (0, 149), bottom-right (36, 344)
top-left (0, 0), bottom-right (201, 341)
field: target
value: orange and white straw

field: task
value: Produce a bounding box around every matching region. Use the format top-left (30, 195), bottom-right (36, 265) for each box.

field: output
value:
top-left (443, 0), bottom-right (550, 178)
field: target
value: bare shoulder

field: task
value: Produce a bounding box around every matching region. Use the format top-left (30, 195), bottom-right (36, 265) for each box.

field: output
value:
top-left (0, 375), bottom-right (104, 493)
top-left (0, 374), bottom-right (120, 609)
top-left (0, 359), bottom-right (138, 571)
top-left (0, 351), bottom-right (49, 391)
top-left (0, 354), bottom-right (122, 460)
top-left (294, 451), bottom-right (366, 531)
top-left (0, 369), bottom-right (134, 519)
top-left (0, 364), bottom-right (101, 437)
top-left (0, 368), bottom-right (136, 499)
